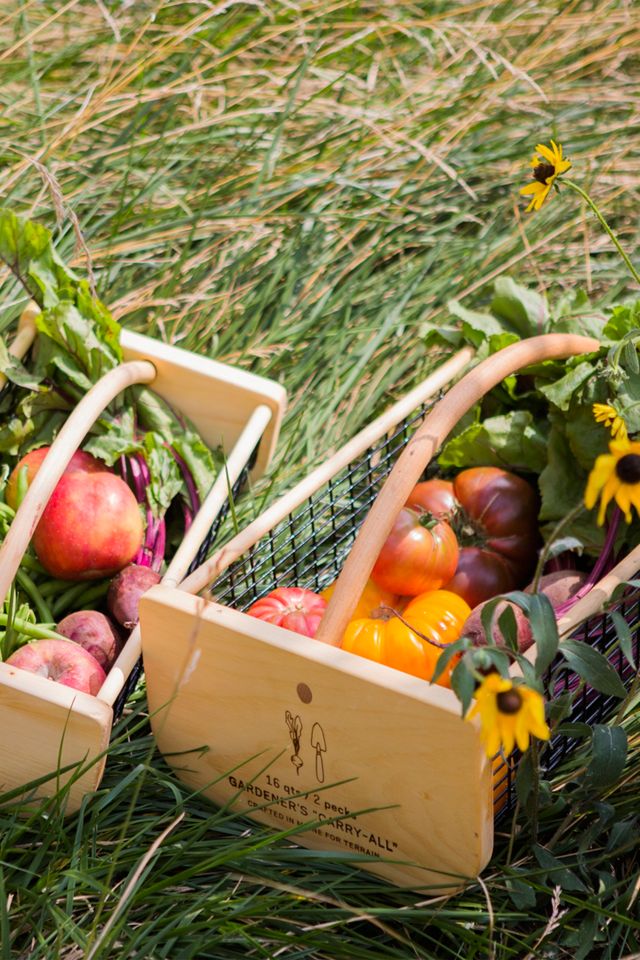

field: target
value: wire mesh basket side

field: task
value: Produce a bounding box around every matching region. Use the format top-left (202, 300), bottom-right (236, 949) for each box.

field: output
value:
top-left (209, 405), bottom-right (640, 820)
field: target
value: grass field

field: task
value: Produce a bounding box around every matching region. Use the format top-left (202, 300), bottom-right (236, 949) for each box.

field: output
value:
top-left (1, 1), bottom-right (640, 957)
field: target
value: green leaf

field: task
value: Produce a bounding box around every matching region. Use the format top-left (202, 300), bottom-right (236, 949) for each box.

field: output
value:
top-left (533, 845), bottom-right (588, 892)
top-left (491, 276), bottom-right (548, 337)
top-left (0, 338), bottom-right (43, 390)
top-left (614, 371), bottom-right (640, 434)
top-left (560, 638), bottom-right (627, 698)
top-left (538, 423), bottom-right (605, 554)
top-left (144, 433), bottom-right (184, 517)
top-left (487, 332), bottom-right (520, 355)
top-left (438, 409), bottom-right (546, 472)
top-left (170, 431), bottom-right (220, 504)
top-left (447, 300), bottom-right (509, 348)
top-left (450, 658), bottom-right (475, 716)
top-left (545, 535), bottom-right (585, 559)
top-left (469, 647), bottom-right (511, 677)
top-left (609, 611), bottom-right (636, 669)
top-left (0, 208), bottom-right (66, 308)
top-left (430, 636), bottom-right (470, 685)
top-left (602, 300), bottom-right (640, 340)
top-left (35, 300), bottom-right (121, 384)
top-left (537, 361), bottom-right (594, 412)
top-left (506, 870), bottom-right (537, 909)
top-left (515, 750), bottom-right (535, 808)
top-left (497, 605), bottom-right (518, 651)
top-left (503, 591), bottom-right (559, 677)
top-left (584, 724), bottom-right (627, 789)
top-left (623, 339), bottom-right (640, 374)
top-left (556, 721), bottom-right (591, 739)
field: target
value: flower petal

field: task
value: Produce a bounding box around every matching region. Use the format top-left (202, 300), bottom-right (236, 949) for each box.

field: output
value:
top-left (532, 184), bottom-right (552, 210)
top-left (535, 143), bottom-right (556, 165)
top-left (520, 182), bottom-right (543, 196)
top-left (584, 455), bottom-right (616, 508)
top-left (627, 481), bottom-right (640, 507)
top-left (615, 484), bottom-right (633, 523)
top-left (598, 472), bottom-right (621, 525)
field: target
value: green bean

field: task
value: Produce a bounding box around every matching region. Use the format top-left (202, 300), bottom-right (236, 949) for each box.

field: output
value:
top-left (15, 466), bottom-right (29, 509)
top-left (17, 554), bottom-right (47, 575)
top-left (52, 579), bottom-right (110, 619)
top-left (14, 569), bottom-right (54, 623)
top-left (49, 581), bottom-right (93, 618)
top-left (0, 614), bottom-right (67, 642)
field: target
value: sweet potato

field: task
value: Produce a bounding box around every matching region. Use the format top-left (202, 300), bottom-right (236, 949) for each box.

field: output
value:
top-left (462, 569), bottom-right (588, 652)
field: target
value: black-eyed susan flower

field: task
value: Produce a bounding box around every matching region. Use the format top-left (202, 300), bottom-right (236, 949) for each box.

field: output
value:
top-left (466, 673), bottom-right (550, 758)
top-left (593, 402), bottom-right (628, 442)
top-left (520, 139), bottom-right (572, 212)
top-left (585, 437), bottom-right (640, 524)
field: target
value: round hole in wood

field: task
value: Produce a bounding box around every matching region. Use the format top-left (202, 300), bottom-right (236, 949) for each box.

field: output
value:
top-left (296, 682), bottom-right (312, 704)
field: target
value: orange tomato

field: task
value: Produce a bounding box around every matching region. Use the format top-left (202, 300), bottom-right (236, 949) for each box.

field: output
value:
top-left (321, 578), bottom-right (400, 621)
top-left (340, 589), bottom-right (471, 687)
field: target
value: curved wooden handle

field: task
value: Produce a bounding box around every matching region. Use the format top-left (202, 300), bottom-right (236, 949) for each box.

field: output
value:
top-left (0, 359), bottom-right (157, 608)
top-left (316, 333), bottom-right (601, 646)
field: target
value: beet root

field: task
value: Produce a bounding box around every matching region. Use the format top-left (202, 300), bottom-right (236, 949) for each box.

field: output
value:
top-left (462, 569), bottom-right (589, 652)
top-left (108, 563), bottom-right (162, 629)
top-left (57, 610), bottom-right (122, 671)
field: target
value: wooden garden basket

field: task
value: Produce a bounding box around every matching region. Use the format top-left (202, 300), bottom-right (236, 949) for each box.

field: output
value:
top-left (138, 334), bottom-right (640, 894)
top-left (0, 304), bottom-right (286, 813)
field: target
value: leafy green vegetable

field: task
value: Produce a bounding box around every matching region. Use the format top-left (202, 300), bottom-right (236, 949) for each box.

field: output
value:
top-left (437, 276), bottom-right (640, 556)
top-left (0, 208), bottom-right (221, 569)
top-left (439, 409), bottom-right (546, 472)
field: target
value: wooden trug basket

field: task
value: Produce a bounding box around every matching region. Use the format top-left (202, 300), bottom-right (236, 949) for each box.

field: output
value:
top-left (0, 305), bottom-right (286, 813)
top-left (139, 335), bottom-right (640, 893)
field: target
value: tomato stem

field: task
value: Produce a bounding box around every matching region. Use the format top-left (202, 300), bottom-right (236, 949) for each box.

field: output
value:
top-left (376, 604), bottom-right (451, 648)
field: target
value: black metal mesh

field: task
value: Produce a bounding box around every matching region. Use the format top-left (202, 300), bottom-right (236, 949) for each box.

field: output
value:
top-left (209, 404), bottom-right (640, 822)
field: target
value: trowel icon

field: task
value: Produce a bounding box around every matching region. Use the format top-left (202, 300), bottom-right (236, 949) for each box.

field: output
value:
top-left (311, 723), bottom-right (327, 783)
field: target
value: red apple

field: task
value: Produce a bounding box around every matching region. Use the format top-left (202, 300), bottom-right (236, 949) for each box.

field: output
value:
top-left (6, 447), bottom-right (106, 510)
top-left (33, 471), bottom-right (144, 580)
top-left (6, 638), bottom-right (106, 695)
top-left (57, 610), bottom-right (123, 670)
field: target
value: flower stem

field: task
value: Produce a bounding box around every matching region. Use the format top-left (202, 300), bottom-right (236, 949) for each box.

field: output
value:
top-left (563, 178), bottom-right (640, 286)
top-left (530, 501), bottom-right (585, 594)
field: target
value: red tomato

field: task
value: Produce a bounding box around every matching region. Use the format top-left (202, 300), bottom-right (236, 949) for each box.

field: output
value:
top-left (408, 468), bottom-right (539, 607)
top-left (247, 587), bottom-right (327, 638)
top-left (371, 507), bottom-right (458, 597)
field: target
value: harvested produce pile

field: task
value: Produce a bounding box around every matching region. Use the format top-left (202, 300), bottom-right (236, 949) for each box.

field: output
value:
top-left (247, 279), bottom-right (640, 714)
top-left (0, 210), bottom-right (221, 694)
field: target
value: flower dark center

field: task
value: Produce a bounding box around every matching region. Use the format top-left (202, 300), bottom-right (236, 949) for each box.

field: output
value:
top-left (615, 453), bottom-right (640, 484)
top-left (496, 689), bottom-right (523, 714)
top-left (533, 162), bottom-right (555, 184)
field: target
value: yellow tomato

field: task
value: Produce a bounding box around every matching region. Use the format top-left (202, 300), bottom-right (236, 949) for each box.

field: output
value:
top-left (340, 589), bottom-right (471, 687)
top-left (321, 578), bottom-right (400, 621)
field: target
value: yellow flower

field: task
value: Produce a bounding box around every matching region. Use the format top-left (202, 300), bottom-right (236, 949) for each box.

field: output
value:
top-left (520, 139), bottom-right (572, 212)
top-left (466, 673), bottom-right (550, 758)
top-left (593, 403), bottom-right (628, 442)
top-left (585, 437), bottom-right (640, 524)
